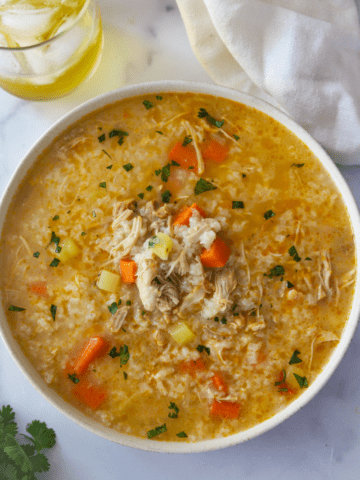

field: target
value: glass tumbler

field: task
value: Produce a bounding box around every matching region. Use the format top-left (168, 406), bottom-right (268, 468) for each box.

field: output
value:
top-left (0, 0), bottom-right (103, 101)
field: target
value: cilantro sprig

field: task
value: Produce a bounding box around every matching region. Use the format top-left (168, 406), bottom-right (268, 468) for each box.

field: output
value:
top-left (197, 108), bottom-right (224, 128)
top-left (147, 423), bottom-right (167, 439)
top-left (0, 405), bottom-right (56, 478)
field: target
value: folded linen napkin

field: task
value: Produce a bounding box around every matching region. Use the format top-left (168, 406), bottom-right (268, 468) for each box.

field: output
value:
top-left (176, 0), bottom-right (360, 165)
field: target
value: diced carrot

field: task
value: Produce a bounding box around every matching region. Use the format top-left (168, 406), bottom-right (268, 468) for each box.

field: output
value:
top-left (73, 336), bottom-right (109, 375)
top-left (210, 400), bottom-right (240, 419)
top-left (173, 203), bottom-right (207, 226)
top-left (275, 371), bottom-right (296, 395)
top-left (120, 259), bottom-right (137, 283)
top-left (203, 140), bottom-right (229, 164)
top-left (73, 380), bottom-right (108, 410)
top-left (168, 142), bottom-right (198, 172)
top-left (179, 358), bottom-right (206, 377)
top-left (200, 237), bottom-right (231, 268)
top-left (29, 281), bottom-right (48, 298)
top-left (211, 373), bottom-right (228, 394)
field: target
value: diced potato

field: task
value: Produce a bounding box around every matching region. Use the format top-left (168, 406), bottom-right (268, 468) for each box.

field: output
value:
top-left (57, 238), bottom-right (80, 263)
top-left (148, 232), bottom-right (173, 260)
top-left (169, 322), bottom-right (195, 345)
top-left (97, 270), bottom-right (120, 293)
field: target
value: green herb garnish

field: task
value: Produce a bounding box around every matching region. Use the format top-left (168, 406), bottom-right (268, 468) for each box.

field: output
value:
top-left (197, 108), bottom-right (224, 128)
top-left (161, 190), bottom-right (172, 203)
top-left (293, 373), bottom-right (308, 388)
top-left (33, 252), bottom-right (40, 258)
top-left (92, 211), bottom-right (96, 218)
top-left (108, 302), bottom-right (118, 315)
top-left (176, 431), bottom-right (188, 438)
top-left (155, 169), bottom-right (161, 176)
top-left (171, 160), bottom-right (180, 166)
top-left (146, 185), bottom-right (153, 192)
top-left (99, 182), bottom-right (106, 188)
top-left (147, 423), bottom-right (167, 439)
top-left (289, 349), bottom-right (302, 365)
top-left (50, 304), bottom-right (57, 321)
top-left (49, 258), bottom-right (60, 267)
top-left (138, 193), bottom-right (144, 199)
top-left (214, 316), bottom-right (219, 322)
top-left (81, 232), bottom-right (86, 236)
top-left (196, 345), bottom-right (210, 355)
top-left (292, 163), bottom-right (305, 168)
top-left (160, 164), bottom-right (171, 182)
top-left (106, 165), bottom-right (113, 170)
top-left (182, 135), bottom-right (192, 146)
top-left (168, 402), bottom-right (179, 418)
top-left (289, 245), bottom-right (301, 262)
top-left (52, 215), bottom-right (59, 221)
top-left (287, 281), bottom-right (294, 288)
top-left (102, 149), bottom-right (112, 159)
top-left (220, 317), bottom-right (227, 325)
top-left (265, 265), bottom-right (285, 278)
top-left (305, 257), bottom-right (312, 261)
top-left (194, 178), bottom-right (217, 195)
top-left (68, 373), bottom-right (79, 384)
top-left (264, 210), bottom-right (275, 220)
top-left (8, 305), bottom-right (25, 312)
top-left (123, 163), bottom-right (134, 172)
top-left (98, 134), bottom-right (106, 143)
top-left (126, 300), bottom-right (131, 306)
top-left (156, 131), bottom-right (163, 135)
top-left (232, 201), bottom-right (244, 209)
top-left (233, 134), bottom-right (240, 141)
top-left (123, 371), bottom-right (128, 380)
top-left (109, 129), bottom-right (128, 138)
top-left (156, 95), bottom-right (163, 100)
top-left (143, 100), bottom-right (154, 110)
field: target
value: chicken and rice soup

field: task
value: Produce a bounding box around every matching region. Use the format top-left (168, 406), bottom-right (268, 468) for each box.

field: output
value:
top-left (1, 93), bottom-right (356, 442)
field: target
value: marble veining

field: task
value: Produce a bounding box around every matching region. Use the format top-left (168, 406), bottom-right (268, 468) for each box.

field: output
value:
top-left (1, 1), bottom-right (360, 479)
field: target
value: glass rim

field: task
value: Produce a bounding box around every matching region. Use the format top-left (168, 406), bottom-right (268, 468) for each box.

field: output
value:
top-left (0, 0), bottom-right (91, 51)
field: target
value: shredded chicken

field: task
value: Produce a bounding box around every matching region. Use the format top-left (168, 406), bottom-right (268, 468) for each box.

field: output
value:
top-left (108, 306), bottom-right (129, 333)
top-left (202, 268), bottom-right (237, 318)
top-left (136, 254), bottom-right (159, 311)
top-left (319, 251), bottom-right (332, 297)
top-left (167, 250), bottom-right (189, 276)
top-left (182, 120), bottom-right (205, 174)
top-left (155, 275), bottom-right (180, 312)
top-left (111, 216), bottom-right (143, 259)
top-left (112, 199), bottom-right (134, 230)
top-left (180, 285), bottom-right (206, 312)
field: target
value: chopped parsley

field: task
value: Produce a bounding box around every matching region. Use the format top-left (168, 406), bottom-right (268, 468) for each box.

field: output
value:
top-left (155, 169), bottom-right (161, 176)
top-left (52, 215), bottom-right (59, 221)
top-left (138, 193), bottom-right (144, 199)
top-left (305, 257), bottom-right (312, 261)
top-left (92, 211), bottom-right (96, 218)
top-left (197, 108), bottom-right (224, 128)
top-left (50, 258), bottom-right (60, 267)
top-left (68, 373), bottom-right (79, 384)
top-left (98, 134), bottom-right (106, 143)
top-left (50, 304), bottom-right (57, 321)
top-left (156, 95), bottom-right (163, 100)
top-left (289, 349), bottom-right (302, 365)
top-left (33, 251), bottom-right (40, 258)
top-left (292, 163), bottom-right (305, 168)
top-left (194, 178), bottom-right (217, 195)
top-left (141, 310), bottom-right (146, 316)
top-left (106, 165), bottom-right (113, 169)
top-left (220, 317), bottom-right (227, 325)
top-left (118, 137), bottom-right (124, 146)
top-left (118, 299), bottom-right (122, 305)
top-left (102, 149), bottom-right (112, 159)
top-left (242, 173), bottom-right (246, 178)
top-left (264, 210), bottom-right (275, 220)
top-left (99, 182), bottom-right (106, 188)
top-left (8, 305), bottom-right (25, 312)
top-left (289, 245), bottom-right (301, 262)
top-left (108, 302), bottom-right (118, 315)
top-left (126, 300), bottom-right (131, 306)
top-left (196, 345), bottom-right (210, 355)
top-left (147, 423), bottom-right (167, 439)
top-left (182, 135), bottom-right (192, 146)
top-left (123, 371), bottom-right (128, 380)
top-left (109, 345), bottom-right (130, 365)
top-left (81, 232), bottom-right (86, 236)
top-left (168, 402), bottom-right (179, 418)
top-left (109, 129), bottom-right (128, 138)
top-left (156, 131), bottom-right (163, 135)
top-left (176, 431), bottom-right (188, 438)
top-left (146, 185), bottom-right (153, 192)
top-left (232, 201), bottom-right (244, 209)
top-left (171, 160), bottom-right (180, 166)
top-left (293, 373), bottom-right (308, 388)
top-left (275, 369), bottom-right (286, 386)
top-left (161, 163), bottom-right (171, 182)
top-left (188, 166), bottom-right (195, 170)
top-left (123, 163), bottom-right (134, 172)
top-left (143, 100), bottom-right (154, 110)
top-left (47, 231), bottom-right (60, 250)
top-left (161, 190), bottom-right (172, 203)
top-left (265, 265), bottom-right (285, 278)
top-left (287, 281), bottom-right (294, 288)
top-left (214, 316), bottom-right (219, 322)
top-left (234, 134), bottom-right (240, 141)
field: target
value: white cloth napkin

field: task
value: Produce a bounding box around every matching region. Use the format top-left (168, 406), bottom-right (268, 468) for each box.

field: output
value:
top-left (176, 0), bottom-right (360, 165)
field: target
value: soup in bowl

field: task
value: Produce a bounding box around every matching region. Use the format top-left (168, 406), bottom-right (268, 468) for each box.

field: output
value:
top-left (0, 81), bottom-right (359, 452)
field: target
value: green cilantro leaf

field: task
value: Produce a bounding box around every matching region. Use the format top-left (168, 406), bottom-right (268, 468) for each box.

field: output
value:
top-left (176, 431), bottom-right (188, 438)
top-left (168, 402), bottom-right (179, 418)
top-left (143, 100), bottom-right (154, 110)
top-left (123, 163), bottom-right (134, 172)
top-left (194, 178), bottom-right (217, 195)
top-left (33, 252), bottom-right (40, 258)
top-left (197, 108), bottom-right (224, 127)
top-left (68, 373), bottom-right (79, 384)
top-left (108, 302), bottom-right (118, 315)
top-left (196, 345), bottom-right (210, 355)
top-left (52, 215), bottom-right (59, 221)
top-left (102, 149), bottom-right (112, 159)
top-left (289, 349), bottom-right (302, 365)
top-left (156, 131), bottom-right (163, 135)
top-left (182, 135), bottom-right (192, 146)
top-left (289, 245), bottom-right (301, 262)
top-left (49, 258), bottom-right (60, 267)
top-left (156, 95), bottom-right (163, 100)
top-left (264, 210), bottom-right (275, 220)
top-left (98, 134), bottom-right (106, 143)
top-left (99, 182), bottom-right (106, 188)
top-left (138, 193), bottom-right (144, 199)
top-left (147, 423), bottom-right (167, 439)
top-left (265, 265), bottom-right (285, 279)
top-left (25, 420), bottom-right (56, 451)
top-left (171, 160), bottom-right (180, 166)
top-left (120, 344), bottom-right (130, 365)
top-left (109, 129), bottom-right (128, 138)
top-left (123, 371), bottom-right (128, 380)
top-left (232, 201), bottom-right (244, 209)
top-left (8, 305), bottom-right (25, 312)
top-left (50, 305), bottom-right (57, 321)
top-left (293, 373), bottom-right (308, 388)
top-left (161, 163), bottom-right (171, 182)
top-left (146, 185), bottom-right (153, 192)
top-left (305, 257), bottom-right (312, 261)
top-left (220, 317), bottom-right (227, 324)
top-left (106, 164), bottom-right (113, 169)
top-left (291, 163), bottom-right (305, 168)
top-left (161, 190), bottom-right (172, 203)
top-left (287, 281), bottom-right (294, 288)
top-left (233, 134), bottom-right (240, 141)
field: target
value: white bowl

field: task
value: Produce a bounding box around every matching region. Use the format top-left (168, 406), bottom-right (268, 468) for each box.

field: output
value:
top-left (1, 80), bottom-right (360, 453)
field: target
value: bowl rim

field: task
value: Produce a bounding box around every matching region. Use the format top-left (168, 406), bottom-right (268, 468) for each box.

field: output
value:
top-left (1, 80), bottom-right (359, 453)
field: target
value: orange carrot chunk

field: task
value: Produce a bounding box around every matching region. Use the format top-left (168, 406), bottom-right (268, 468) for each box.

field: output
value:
top-left (168, 142), bottom-right (198, 172)
top-left (211, 373), bottom-right (228, 394)
top-left (120, 259), bottom-right (137, 284)
top-left (173, 203), bottom-right (207, 227)
top-left (200, 237), bottom-right (231, 268)
top-left (179, 358), bottom-right (206, 377)
top-left (73, 380), bottom-right (108, 410)
top-left (29, 281), bottom-right (48, 298)
top-left (73, 336), bottom-right (109, 375)
top-left (210, 400), bottom-right (240, 419)
top-left (203, 140), bottom-right (229, 164)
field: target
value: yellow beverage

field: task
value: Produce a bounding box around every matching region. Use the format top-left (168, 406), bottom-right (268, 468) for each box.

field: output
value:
top-left (0, 0), bottom-right (103, 100)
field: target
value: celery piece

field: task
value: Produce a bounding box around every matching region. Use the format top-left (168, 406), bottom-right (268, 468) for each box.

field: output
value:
top-left (169, 322), bottom-right (195, 345)
top-left (97, 270), bottom-right (120, 293)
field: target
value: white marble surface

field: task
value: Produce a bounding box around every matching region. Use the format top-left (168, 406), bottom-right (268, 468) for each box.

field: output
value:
top-left (1, 1), bottom-right (360, 478)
